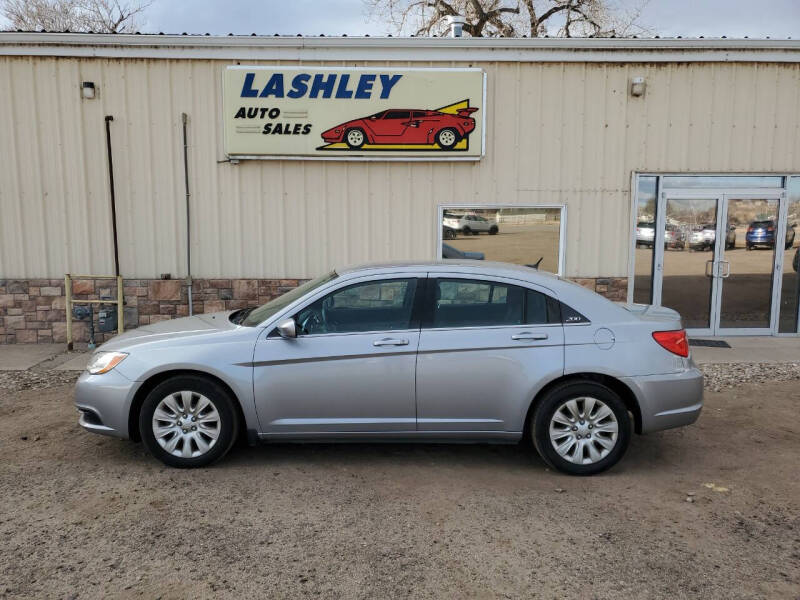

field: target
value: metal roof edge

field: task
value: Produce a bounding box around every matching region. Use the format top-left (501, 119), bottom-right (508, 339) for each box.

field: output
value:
top-left (1, 32), bottom-right (800, 62)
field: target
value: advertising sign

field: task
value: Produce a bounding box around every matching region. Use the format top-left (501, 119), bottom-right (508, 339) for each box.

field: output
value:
top-left (222, 66), bottom-right (485, 160)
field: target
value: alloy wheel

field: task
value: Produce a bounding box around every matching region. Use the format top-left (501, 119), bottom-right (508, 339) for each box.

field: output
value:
top-left (548, 396), bottom-right (619, 465)
top-left (151, 391), bottom-right (221, 458)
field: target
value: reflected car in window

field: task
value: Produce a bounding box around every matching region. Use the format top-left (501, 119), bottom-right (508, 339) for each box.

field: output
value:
top-left (442, 214), bottom-right (499, 235)
top-left (441, 243), bottom-right (484, 260)
top-left (689, 223), bottom-right (736, 251)
top-left (745, 219), bottom-right (796, 250)
top-left (635, 222), bottom-right (655, 248)
top-left (74, 261), bottom-right (703, 476)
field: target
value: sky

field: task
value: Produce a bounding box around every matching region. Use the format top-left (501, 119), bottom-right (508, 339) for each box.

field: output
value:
top-left (2, 0), bottom-right (799, 38)
top-left (142, 0), bottom-right (800, 38)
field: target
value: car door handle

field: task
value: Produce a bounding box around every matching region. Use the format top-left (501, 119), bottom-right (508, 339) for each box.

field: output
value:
top-left (373, 338), bottom-right (409, 347)
top-left (511, 332), bottom-right (549, 341)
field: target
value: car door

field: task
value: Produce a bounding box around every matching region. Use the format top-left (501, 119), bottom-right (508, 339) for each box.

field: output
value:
top-left (369, 110), bottom-right (412, 142)
top-left (253, 275), bottom-right (423, 435)
top-left (416, 275), bottom-right (564, 433)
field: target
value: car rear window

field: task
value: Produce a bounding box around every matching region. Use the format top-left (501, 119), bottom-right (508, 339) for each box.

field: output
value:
top-left (430, 279), bottom-right (561, 328)
top-left (751, 221), bottom-right (773, 228)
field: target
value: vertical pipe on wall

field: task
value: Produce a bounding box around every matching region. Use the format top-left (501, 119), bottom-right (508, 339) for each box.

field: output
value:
top-left (104, 116), bottom-right (120, 277)
top-left (182, 113), bottom-right (193, 315)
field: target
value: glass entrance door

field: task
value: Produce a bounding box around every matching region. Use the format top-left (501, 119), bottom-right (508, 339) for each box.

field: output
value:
top-left (716, 197), bottom-right (781, 334)
top-left (654, 193), bottom-right (785, 335)
top-left (657, 196), bottom-right (720, 333)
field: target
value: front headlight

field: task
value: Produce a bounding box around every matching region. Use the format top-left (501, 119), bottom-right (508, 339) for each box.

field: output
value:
top-left (86, 351), bottom-right (128, 375)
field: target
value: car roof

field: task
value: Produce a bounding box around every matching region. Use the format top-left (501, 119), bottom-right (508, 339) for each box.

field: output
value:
top-left (337, 259), bottom-right (553, 278)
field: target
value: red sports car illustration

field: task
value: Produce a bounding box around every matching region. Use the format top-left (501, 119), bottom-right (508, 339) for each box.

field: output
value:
top-left (320, 106), bottom-right (479, 150)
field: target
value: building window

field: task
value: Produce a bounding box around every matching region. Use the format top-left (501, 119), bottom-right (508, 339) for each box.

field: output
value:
top-left (633, 175), bottom-right (658, 304)
top-left (439, 206), bottom-right (565, 275)
top-left (779, 177), bottom-right (800, 333)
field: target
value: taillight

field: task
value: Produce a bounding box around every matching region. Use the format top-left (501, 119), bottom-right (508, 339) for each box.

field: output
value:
top-left (652, 329), bottom-right (689, 357)
top-left (747, 226), bottom-right (754, 232)
top-left (767, 226), bottom-right (774, 232)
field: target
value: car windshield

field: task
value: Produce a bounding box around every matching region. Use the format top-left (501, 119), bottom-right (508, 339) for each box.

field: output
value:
top-left (240, 271), bottom-right (338, 327)
top-left (638, 222), bottom-right (654, 228)
top-left (751, 220), bottom-right (773, 228)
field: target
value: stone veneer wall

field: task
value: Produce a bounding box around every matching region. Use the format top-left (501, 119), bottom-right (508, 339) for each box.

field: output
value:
top-left (0, 276), bottom-right (628, 344)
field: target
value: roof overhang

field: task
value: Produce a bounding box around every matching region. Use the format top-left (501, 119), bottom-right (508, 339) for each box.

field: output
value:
top-left (1, 32), bottom-right (800, 63)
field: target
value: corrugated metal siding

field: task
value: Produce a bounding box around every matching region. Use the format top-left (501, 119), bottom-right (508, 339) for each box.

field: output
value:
top-left (1, 57), bottom-right (799, 279)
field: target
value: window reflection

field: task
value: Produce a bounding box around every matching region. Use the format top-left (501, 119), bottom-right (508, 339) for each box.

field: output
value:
top-left (441, 207), bottom-right (562, 273)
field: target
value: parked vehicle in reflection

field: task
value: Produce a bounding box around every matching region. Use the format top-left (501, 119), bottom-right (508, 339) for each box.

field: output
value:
top-left (74, 261), bottom-right (703, 476)
top-left (664, 225), bottom-right (686, 250)
top-left (441, 243), bottom-right (485, 260)
top-left (443, 213), bottom-right (499, 235)
top-left (746, 219), bottom-right (796, 250)
top-left (443, 225), bottom-right (457, 240)
top-left (689, 223), bottom-right (736, 251)
top-left (635, 222), bottom-right (655, 248)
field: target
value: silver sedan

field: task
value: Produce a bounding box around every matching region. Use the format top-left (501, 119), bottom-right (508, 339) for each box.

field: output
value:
top-left (75, 261), bottom-right (703, 475)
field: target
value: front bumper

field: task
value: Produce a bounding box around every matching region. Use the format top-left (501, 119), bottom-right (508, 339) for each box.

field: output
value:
top-left (622, 366), bottom-right (704, 434)
top-left (74, 369), bottom-right (141, 439)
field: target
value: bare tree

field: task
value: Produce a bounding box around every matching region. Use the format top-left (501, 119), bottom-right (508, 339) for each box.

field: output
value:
top-left (365, 0), bottom-right (652, 38)
top-left (1, 0), bottom-right (150, 33)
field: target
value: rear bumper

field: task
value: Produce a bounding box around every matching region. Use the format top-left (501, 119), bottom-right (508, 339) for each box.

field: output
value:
top-left (74, 369), bottom-right (140, 439)
top-left (622, 367), bottom-right (704, 434)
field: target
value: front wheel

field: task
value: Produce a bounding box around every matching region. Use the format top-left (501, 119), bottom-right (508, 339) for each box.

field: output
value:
top-left (489, 225), bottom-right (499, 235)
top-left (435, 128), bottom-right (459, 150)
top-left (140, 375), bottom-right (239, 468)
top-left (344, 128), bottom-right (366, 149)
top-left (531, 381), bottom-right (632, 476)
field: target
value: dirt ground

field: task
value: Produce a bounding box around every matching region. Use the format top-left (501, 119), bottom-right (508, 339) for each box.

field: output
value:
top-left (1, 379), bottom-right (799, 599)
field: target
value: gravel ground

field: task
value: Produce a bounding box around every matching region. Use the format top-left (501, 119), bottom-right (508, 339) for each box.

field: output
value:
top-left (700, 362), bottom-right (800, 392)
top-left (0, 365), bottom-right (798, 599)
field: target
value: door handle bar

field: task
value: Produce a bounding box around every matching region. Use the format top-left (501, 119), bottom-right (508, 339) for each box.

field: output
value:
top-left (511, 332), bottom-right (549, 341)
top-left (373, 338), bottom-right (409, 347)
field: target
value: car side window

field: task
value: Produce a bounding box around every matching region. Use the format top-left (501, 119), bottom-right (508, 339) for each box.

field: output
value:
top-left (385, 110), bottom-right (411, 119)
top-left (295, 279), bottom-right (418, 335)
top-left (432, 279), bottom-right (524, 328)
top-left (527, 289), bottom-right (563, 325)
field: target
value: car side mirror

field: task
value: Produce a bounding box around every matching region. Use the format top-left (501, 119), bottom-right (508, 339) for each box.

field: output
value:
top-left (276, 317), bottom-right (297, 339)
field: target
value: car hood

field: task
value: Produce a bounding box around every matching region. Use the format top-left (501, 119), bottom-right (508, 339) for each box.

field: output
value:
top-left (98, 311), bottom-right (239, 351)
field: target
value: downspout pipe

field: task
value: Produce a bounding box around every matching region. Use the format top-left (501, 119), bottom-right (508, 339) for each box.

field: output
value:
top-left (182, 113), bottom-right (193, 315)
top-left (104, 115), bottom-right (120, 277)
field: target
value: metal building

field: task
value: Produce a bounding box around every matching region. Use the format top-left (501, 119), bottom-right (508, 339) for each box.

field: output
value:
top-left (0, 33), bottom-right (799, 342)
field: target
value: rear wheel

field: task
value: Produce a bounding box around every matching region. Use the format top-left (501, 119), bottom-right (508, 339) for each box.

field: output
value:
top-left (462, 226), bottom-right (472, 235)
top-left (531, 381), bottom-right (632, 476)
top-left (140, 375), bottom-right (239, 468)
top-left (435, 128), bottom-right (459, 150)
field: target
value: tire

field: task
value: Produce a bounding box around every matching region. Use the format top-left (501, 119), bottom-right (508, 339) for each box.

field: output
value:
top-left (435, 127), bottom-right (459, 150)
top-left (531, 380), bottom-right (632, 476)
top-left (462, 226), bottom-right (472, 235)
top-left (489, 225), bottom-right (499, 235)
top-left (139, 375), bottom-right (239, 468)
top-left (444, 228), bottom-right (456, 240)
top-left (344, 128), bottom-right (366, 149)
top-left (746, 243), bottom-right (753, 251)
